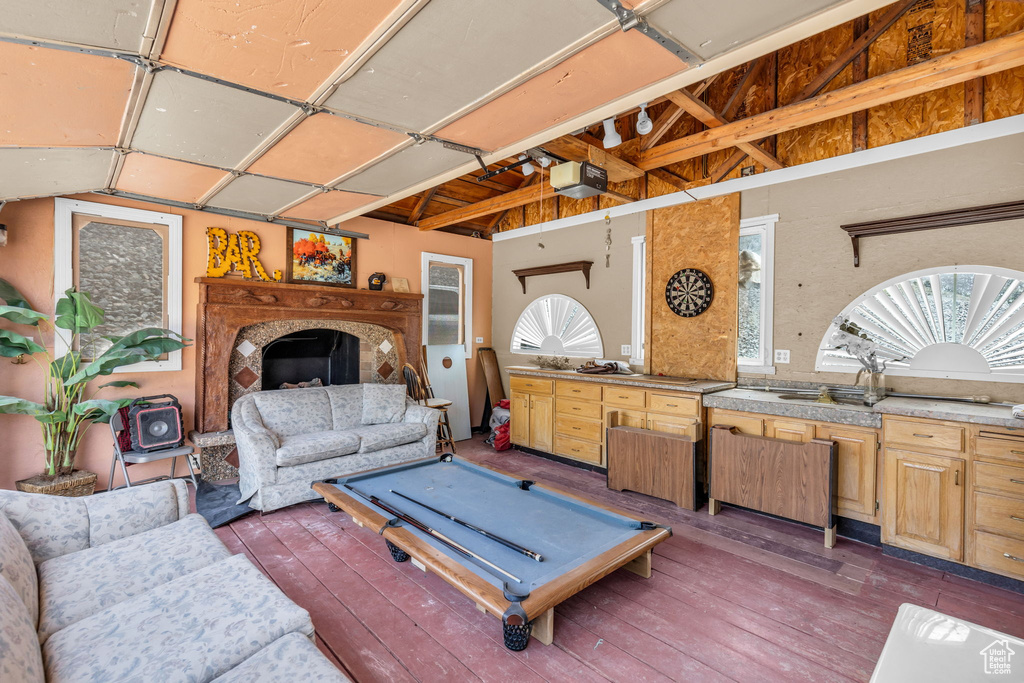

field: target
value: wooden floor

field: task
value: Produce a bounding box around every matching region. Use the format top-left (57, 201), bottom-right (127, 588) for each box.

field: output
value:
top-left (214, 435), bottom-right (1024, 682)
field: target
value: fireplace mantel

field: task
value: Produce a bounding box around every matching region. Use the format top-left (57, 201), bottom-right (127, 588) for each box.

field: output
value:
top-left (194, 277), bottom-right (423, 432)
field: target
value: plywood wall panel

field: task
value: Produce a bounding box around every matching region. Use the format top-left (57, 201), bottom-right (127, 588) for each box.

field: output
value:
top-left (868, 0), bottom-right (965, 146)
top-left (777, 23), bottom-right (854, 166)
top-left (558, 195), bottom-right (594, 220)
top-left (523, 196), bottom-right (556, 227)
top-left (599, 178), bottom-right (643, 210)
top-left (985, 1), bottom-right (1024, 121)
top-left (649, 193), bottom-right (739, 381)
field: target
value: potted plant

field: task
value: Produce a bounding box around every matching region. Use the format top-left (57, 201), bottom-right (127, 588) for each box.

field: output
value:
top-left (0, 278), bottom-right (189, 496)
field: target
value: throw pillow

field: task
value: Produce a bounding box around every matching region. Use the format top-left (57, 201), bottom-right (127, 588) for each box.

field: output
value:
top-left (361, 384), bottom-right (408, 425)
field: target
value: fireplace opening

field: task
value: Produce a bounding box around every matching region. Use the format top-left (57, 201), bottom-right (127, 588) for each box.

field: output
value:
top-left (261, 328), bottom-right (360, 390)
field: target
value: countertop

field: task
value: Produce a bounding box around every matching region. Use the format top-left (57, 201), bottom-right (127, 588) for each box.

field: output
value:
top-left (704, 388), bottom-right (1024, 431)
top-left (504, 366), bottom-right (734, 394)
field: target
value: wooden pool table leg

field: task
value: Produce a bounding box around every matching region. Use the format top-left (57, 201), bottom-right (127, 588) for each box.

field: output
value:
top-left (532, 608), bottom-right (554, 646)
top-left (623, 549), bottom-right (653, 579)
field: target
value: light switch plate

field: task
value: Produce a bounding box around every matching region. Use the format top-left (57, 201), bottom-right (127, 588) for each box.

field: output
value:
top-left (621, 344), bottom-right (631, 356)
top-left (774, 349), bottom-right (791, 363)
top-left (475, 337), bottom-right (484, 344)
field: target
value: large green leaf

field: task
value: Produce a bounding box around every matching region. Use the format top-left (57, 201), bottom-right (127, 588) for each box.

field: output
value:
top-left (98, 380), bottom-right (139, 389)
top-left (67, 328), bottom-right (188, 385)
top-left (0, 396), bottom-right (62, 425)
top-left (49, 353), bottom-right (81, 382)
top-left (0, 305), bottom-right (46, 326)
top-left (54, 289), bottom-right (105, 333)
top-left (0, 279), bottom-right (32, 309)
top-left (0, 329), bottom-right (45, 357)
top-left (73, 399), bottom-right (129, 423)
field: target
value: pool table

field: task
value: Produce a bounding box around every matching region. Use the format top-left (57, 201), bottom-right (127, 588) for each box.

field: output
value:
top-left (312, 455), bottom-right (672, 650)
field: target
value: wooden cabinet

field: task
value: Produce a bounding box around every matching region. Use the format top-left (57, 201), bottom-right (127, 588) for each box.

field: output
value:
top-left (509, 393), bottom-right (531, 445)
top-left (817, 425), bottom-right (878, 519)
top-left (765, 419), bottom-right (815, 443)
top-left (529, 395), bottom-right (553, 452)
top-left (968, 431), bottom-right (1024, 581)
top-left (509, 379), bottom-right (554, 453)
top-left (883, 448), bottom-right (965, 561)
top-left (707, 409), bottom-right (764, 436)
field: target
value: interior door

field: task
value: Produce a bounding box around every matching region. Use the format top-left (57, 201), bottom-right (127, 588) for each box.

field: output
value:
top-left (425, 344), bottom-right (472, 441)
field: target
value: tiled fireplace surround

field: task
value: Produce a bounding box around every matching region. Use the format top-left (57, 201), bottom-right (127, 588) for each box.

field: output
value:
top-left (191, 278), bottom-right (423, 481)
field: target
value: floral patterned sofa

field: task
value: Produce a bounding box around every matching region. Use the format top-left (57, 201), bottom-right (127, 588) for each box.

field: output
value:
top-left (0, 480), bottom-right (348, 683)
top-left (232, 384), bottom-right (440, 512)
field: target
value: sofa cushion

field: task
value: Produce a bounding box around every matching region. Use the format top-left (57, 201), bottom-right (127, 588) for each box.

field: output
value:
top-left (361, 384), bottom-right (408, 425)
top-left (37, 513), bottom-right (231, 642)
top-left (324, 384), bottom-right (364, 430)
top-left (351, 423), bottom-right (428, 453)
top-left (82, 480), bottom-right (188, 548)
top-left (276, 431), bottom-right (361, 467)
top-left (0, 575), bottom-right (44, 683)
top-left (211, 633), bottom-right (349, 682)
top-left (0, 491), bottom-right (89, 565)
top-left (0, 511), bottom-right (38, 626)
top-left (43, 554), bottom-right (313, 683)
top-left (253, 388), bottom-right (333, 438)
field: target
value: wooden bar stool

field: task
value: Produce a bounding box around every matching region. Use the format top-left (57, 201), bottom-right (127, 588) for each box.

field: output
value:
top-left (402, 363), bottom-right (457, 453)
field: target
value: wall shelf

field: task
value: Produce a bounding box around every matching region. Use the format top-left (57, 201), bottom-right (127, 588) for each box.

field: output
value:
top-left (512, 260), bottom-right (593, 294)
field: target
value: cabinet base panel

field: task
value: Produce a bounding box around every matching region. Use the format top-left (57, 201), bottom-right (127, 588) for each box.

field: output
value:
top-left (882, 544), bottom-right (1024, 596)
top-left (514, 445), bottom-right (608, 475)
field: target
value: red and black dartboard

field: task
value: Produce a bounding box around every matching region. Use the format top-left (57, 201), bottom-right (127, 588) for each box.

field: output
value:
top-left (665, 268), bottom-right (714, 317)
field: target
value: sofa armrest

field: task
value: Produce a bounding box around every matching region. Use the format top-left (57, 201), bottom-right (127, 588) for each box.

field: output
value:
top-left (404, 402), bottom-right (440, 430)
top-left (0, 479), bottom-right (188, 563)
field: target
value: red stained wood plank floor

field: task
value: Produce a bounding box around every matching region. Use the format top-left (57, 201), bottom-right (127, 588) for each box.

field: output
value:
top-left (217, 435), bottom-right (1024, 682)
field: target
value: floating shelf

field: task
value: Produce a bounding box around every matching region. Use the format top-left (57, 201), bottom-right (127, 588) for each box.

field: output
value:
top-left (512, 260), bottom-right (593, 294)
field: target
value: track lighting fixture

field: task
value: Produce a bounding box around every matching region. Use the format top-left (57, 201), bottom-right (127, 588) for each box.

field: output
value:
top-left (636, 103), bottom-right (653, 135)
top-left (519, 154), bottom-right (535, 176)
top-left (602, 118), bottom-right (622, 149)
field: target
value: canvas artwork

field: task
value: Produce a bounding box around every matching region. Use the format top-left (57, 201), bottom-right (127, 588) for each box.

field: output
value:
top-left (286, 228), bottom-right (356, 287)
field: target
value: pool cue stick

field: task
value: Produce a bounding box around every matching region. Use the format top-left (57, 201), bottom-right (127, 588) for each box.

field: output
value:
top-left (389, 489), bottom-right (544, 562)
top-left (343, 484), bottom-right (522, 584)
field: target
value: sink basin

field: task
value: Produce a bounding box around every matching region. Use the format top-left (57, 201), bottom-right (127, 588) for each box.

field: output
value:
top-left (775, 393), bottom-right (864, 407)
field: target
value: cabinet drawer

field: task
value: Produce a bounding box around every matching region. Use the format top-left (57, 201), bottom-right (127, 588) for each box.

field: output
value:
top-left (975, 436), bottom-right (1024, 467)
top-left (973, 491), bottom-right (1024, 540)
top-left (973, 461), bottom-right (1024, 497)
top-left (603, 387), bottom-right (646, 409)
top-left (553, 435), bottom-right (603, 465)
top-left (510, 377), bottom-right (553, 395)
top-left (972, 530), bottom-right (1024, 581)
top-left (648, 393), bottom-right (700, 417)
top-left (885, 419), bottom-right (964, 453)
top-left (555, 415), bottom-right (603, 442)
top-left (649, 415), bottom-right (700, 440)
top-left (555, 381), bottom-right (602, 402)
top-left (556, 398), bottom-right (603, 420)
top-left (710, 411), bottom-right (764, 436)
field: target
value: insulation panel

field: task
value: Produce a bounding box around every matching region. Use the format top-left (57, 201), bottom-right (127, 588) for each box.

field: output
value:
top-left (282, 190), bottom-right (381, 222)
top-left (646, 0), bottom-right (845, 60)
top-left (323, 0), bottom-right (613, 132)
top-left (115, 153), bottom-right (231, 203)
top-left (0, 43), bottom-right (135, 147)
top-left (336, 141), bottom-right (471, 197)
top-left (0, 0), bottom-right (156, 53)
top-left (159, 0), bottom-right (409, 101)
top-left (206, 174), bottom-right (314, 216)
top-left (0, 148), bottom-right (116, 200)
top-left (247, 113), bottom-right (409, 185)
top-left (436, 31), bottom-right (686, 152)
top-left (131, 70), bottom-right (299, 168)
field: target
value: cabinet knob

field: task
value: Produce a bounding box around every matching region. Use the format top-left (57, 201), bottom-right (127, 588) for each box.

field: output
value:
top-left (954, 470), bottom-right (959, 486)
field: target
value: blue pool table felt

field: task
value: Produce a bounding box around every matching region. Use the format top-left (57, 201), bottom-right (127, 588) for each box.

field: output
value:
top-left (327, 458), bottom-right (661, 596)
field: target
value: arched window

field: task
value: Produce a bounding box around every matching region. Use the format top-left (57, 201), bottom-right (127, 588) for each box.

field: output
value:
top-left (510, 294), bottom-right (603, 358)
top-left (816, 265), bottom-right (1024, 383)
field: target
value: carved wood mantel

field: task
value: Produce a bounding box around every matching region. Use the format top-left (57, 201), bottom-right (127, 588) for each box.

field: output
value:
top-left (194, 277), bottom-right (423, 432)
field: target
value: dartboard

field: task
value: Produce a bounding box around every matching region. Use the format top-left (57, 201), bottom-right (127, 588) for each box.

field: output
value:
top-left (665, 268), bottom-right (714, 317)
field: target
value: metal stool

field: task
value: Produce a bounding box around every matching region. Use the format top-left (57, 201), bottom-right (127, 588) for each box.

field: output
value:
top-left (402, 363), bottom-right (457, 454)
top-left (108, 411), bottom-right (198, 490)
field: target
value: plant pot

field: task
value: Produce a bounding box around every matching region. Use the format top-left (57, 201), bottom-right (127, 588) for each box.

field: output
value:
top-left (15, 470), bottom-right (98, 497)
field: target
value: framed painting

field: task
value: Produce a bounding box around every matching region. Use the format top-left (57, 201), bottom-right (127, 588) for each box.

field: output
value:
top-left (286, 228), bottom-right (356, 288)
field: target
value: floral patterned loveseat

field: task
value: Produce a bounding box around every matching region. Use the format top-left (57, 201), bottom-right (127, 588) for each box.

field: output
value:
top-left (232, 384), bottom-right (440, 512)
top-left (0, 480), bottom-right (347, 683)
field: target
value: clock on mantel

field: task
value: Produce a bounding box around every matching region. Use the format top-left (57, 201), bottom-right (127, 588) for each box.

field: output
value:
top-left (665, 268), bottom-right (714, 317)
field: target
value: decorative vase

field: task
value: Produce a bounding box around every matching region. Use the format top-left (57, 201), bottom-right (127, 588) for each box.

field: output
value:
top-left (15, 470), bottom-right (98, 497)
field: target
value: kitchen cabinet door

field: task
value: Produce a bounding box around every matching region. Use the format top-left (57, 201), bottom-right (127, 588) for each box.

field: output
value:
top-left (883, 448), bottom-right (965, 561)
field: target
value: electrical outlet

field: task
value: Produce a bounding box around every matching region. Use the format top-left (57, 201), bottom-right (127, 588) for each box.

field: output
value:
top-left (774, 349), bottom-right (791, 364)
top-left (475, 337), bottom-right (484, 344)
top-left (621, 344), bottom-right (631, 356)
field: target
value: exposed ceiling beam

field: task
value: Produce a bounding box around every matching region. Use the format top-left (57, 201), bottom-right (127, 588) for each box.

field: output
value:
top-left (407, 187), bottom-right (438, 224)
top-left (720, 55), bottom-right (771, 121)
top-left (418, 179), bottom-right (550, 231)
top-left (647, 168), bottom-right (691, 191)
top-left (639, 30), bottom-right (1024, 171)
top-left (663, 90), bottom-right (784, 170)
top-left (541, 136), bottom-right (645, 182)
top-left (603, 189), bottom-right (637, 204)
top-left (485, 173), bottom-right (540, 235)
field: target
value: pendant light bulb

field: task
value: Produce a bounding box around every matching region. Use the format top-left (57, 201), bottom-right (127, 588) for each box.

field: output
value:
top-left (519, 154), bottom-right (535, 176)
top-left (602, 118), bottom-right (622, 149)
top-left (636, 103), bottom-right (653, 135)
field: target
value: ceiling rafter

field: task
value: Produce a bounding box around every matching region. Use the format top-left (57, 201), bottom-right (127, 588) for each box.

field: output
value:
top-left (485, 173), bottom-right (541, 235)
top-left (720, 54), bottom-right (771, 122)
top-left (638, 30), bottom-right (1024, 171)
top-left (641, 74), bottom-right (721, 150)
top-left (408, 187), bottom-right (439, 224)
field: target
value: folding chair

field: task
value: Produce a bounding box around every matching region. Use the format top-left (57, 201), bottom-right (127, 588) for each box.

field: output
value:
top-left (108, 410), bottom-right (198, 490)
